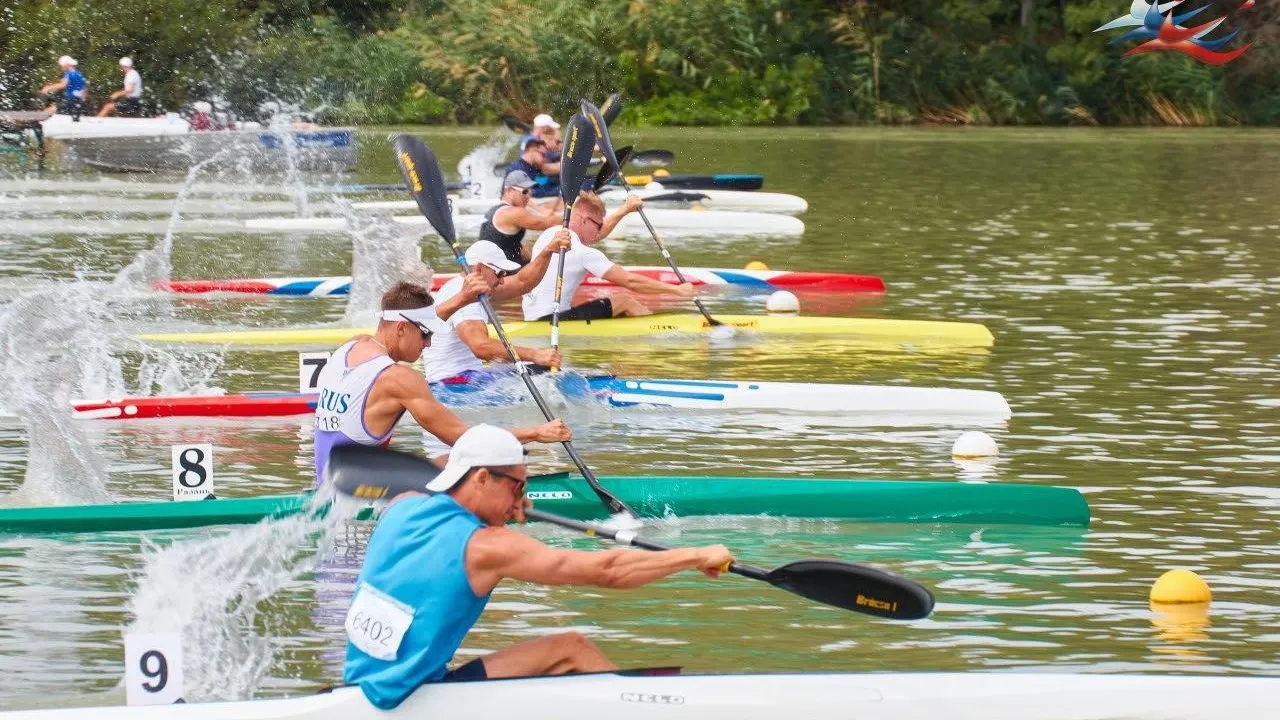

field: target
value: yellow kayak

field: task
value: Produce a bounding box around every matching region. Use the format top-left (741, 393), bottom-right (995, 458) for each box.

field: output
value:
top-left (138, 313), bottom-right (993, 348)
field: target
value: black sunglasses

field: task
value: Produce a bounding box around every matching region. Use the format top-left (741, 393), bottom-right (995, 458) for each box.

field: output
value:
top-left (398, 313), bottom-right (433, 342)
top-left (487, 468), bottom-right (527, 491)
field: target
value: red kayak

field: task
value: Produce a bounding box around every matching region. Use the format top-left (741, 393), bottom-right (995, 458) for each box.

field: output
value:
top-left (72, 393), bottom-right (316, 420)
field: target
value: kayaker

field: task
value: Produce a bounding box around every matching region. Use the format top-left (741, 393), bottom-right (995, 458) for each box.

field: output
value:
top-left (476, 171), bottom-right (562, 266)
top-left (312, 281), bottom-right (570, 486)
top-left (522, 192), bottom-right (694, 321)
top-left (424, 238), bottom-right (569, 384)
top-left (505, 137), bottom-right (558, 200)
top-left (96, 57), bottom-right (143, 117)
top-left (39, 56), bottom-right (87, 118)
top-left (343, 424), bottom-right (733, 709)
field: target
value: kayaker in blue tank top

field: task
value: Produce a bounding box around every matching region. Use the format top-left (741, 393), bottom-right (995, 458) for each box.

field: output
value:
top-left (40, 56), bottom-right (87, 117)
top-left (505, 137), bottom-right (561, 199)
top-left (342, 425), bottom-right (733, 709)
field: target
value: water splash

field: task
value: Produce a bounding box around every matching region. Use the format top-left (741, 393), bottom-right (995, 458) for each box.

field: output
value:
top-left (125, 495), bottom-right (363, 701)
top-left (458, 129), bottom-right (520, 199)
top-left (335, 198), bottom-right (430, 325)
top-left (112, 149), bottom-right (240, 290)
top-left (0, 284), bottom-right (127, 505)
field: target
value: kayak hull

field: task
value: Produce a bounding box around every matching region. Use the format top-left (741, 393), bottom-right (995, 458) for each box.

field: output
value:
top-left (154, 267), bottom-right (886, 296)
top-left (243, 208), bottom-right (805, 238)
top-left (137, 314), bottom-right (994, 349)
top-left (2, 671), bottom-right (1274, 719)
top-left (0, 474), bottom-right (1089, 534)
top-left (66, 377), bottom-right (1009, 421)
top-left (359, 188), bottom-right (808, 215)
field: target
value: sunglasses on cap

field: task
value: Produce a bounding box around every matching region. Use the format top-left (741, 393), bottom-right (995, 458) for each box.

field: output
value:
top-left (398, 313), bottom-right (433, 342)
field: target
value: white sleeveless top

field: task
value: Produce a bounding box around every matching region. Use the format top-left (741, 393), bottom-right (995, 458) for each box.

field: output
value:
top-left (313, 339), bottom-right (399, 485)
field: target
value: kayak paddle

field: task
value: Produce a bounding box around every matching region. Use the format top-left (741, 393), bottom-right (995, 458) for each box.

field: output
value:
top-left (391, 133), bottom-right (633, 519)
top-left (502, 116), bottom-right (533, 135)
top-left (327, 444), bottom-right (936, 621)
top-left (548, 112), bottom-right (597, 369)
top-left (580, 98), bottom-right (726, 330)
top-left (592, 146), bottom-right (633, 192)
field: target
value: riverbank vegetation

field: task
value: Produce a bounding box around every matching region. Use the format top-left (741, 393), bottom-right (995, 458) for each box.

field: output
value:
top-left (3, 0), bottom-right (1277, 125)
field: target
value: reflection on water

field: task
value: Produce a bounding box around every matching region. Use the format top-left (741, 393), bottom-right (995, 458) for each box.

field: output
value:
top-left (0, 127), bottom-right (1278, 704)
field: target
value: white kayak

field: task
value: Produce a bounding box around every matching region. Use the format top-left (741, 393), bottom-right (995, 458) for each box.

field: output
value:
top-left (595, 378), bottom-right (1011, 418)
top-left (354, 188), bottom-right (808, 215)
top-left (244, 208), bottom-right (805, 238)
top-left (4, 671), bottom-right (1277, 720)
top-left (40, 114), bottom-right (191, 139)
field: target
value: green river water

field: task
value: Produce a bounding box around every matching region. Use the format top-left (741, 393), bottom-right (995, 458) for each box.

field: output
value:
top-left (0, 127), bottom-right (1276, 705)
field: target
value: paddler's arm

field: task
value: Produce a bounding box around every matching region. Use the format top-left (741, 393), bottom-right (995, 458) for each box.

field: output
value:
top-left (602, 265), bottom-right (695, 299)
top-left (496, 204), bottom-right (560, 235)
top-left (464, 526), bottom-right (734, 595)
top-left (596, 193), bottom-right (644, 240)
top-left (493, 231), bottom-right (570, 299)
top-left (40, 79), bottom-right (68, 94)
top-left (371, 365), bottom-right (470, 446)
top-left (455, 319), bottom-right (560, 368)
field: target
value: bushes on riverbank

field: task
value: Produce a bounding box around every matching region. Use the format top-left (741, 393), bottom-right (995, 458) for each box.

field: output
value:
top-left (3, 0), bottom-right (1276, 125)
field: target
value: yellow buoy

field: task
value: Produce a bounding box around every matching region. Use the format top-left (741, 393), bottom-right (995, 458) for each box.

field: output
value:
top-left (744, 260), bottom-right (769, 271)
top-left (1149, 569), bottom-right (1212, 604)
top-left (653, 168), bottom-right (670, 177)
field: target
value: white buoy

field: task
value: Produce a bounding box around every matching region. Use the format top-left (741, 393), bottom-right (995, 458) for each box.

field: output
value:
top-left (765, 290), bottom-right (800, 314)
top-left (952, 431), bottom-right (998, 458)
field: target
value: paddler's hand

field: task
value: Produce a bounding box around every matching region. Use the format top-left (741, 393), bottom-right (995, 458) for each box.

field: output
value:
top-left (511, 496), bottom-right (532, 524)
top-left (541, 229), bottom-right (572, 256)
top-left (460, 268), bottom-right (489, 301)
top-left (527, 347), bottom-right (562, 368)
top-left (621, 193), bottom-right (644, 214)
top-left (696, 545), bottom-right (734, 578)
top-left (672, 282), bottom-right (696, 299)
top-left (533, 419), bottom-right (572, 443)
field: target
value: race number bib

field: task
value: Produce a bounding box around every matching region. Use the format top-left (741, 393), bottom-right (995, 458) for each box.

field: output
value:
top-left (345, 583), bottom-right (413, 661)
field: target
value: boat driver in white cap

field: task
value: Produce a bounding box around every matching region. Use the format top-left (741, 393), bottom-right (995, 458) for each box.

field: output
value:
top-left (343, 423), bottom-right (732, 709)
top-left (312, 281), bottom-right (570, 487)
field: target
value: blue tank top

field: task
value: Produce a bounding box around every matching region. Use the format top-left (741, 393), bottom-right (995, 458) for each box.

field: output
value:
top-left (63, 70), bottom-right (86, 98)
top-left (343, 494), bottom-right (491, 709)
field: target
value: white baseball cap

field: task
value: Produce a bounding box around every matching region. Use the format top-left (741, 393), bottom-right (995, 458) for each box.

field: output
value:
top-left (532, 113), bottom-right (560, 129)
top-left (465, 241), bottom-right (521, 273)
top-left (119, 57), bottom-right (133, 67)
top-left (379, 304), bottom-right (448, 335)
top-left (58, 56), bottom-right (77, 67)
top-left (425, 424), bottom-right (527, 492)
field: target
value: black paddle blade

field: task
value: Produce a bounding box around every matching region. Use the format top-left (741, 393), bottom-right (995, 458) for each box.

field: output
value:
top-left (392, 135), bottom-right (456, 244)
top-left (600, 93), bottom-right (623, 126)
top-left (559, 112), bottom-right (597, 207)
top-left (327, 444), bottom-right (441, 502)
top-left (579, 99), bottom-right (621, 180)
top-left (765, 560), bottom-right (935, 620)
top-left (502, 116), bottom-right (532, 134)
top-left (628, 149), bottom-right (675, 169)
top-left (592, 145), bottom-right (633, 192)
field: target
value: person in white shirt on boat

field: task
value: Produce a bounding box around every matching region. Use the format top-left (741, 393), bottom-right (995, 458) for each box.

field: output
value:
top-left (424, 238), bottom-right (570, 384)
top-left (97, 57), bottom-right (142, 117)
top-left (312, 281), bottom-right (570, 487)
top-left (343, 424), bottom-right (733, 709)
top-left (522, 191), bottom-right (694, 321)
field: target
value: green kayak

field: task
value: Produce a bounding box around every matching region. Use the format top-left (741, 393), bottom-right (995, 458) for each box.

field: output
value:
top-left (0, 474), bottom-right (1089, 535)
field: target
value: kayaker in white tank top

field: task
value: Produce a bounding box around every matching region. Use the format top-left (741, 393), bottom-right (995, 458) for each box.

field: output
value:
top-left (311, 281), bottom-right (573, 488)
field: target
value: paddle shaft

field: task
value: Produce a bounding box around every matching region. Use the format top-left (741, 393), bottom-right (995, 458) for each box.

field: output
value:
top-left (548, 204), bottom-right (571, 364)
top-left (580, 100), bottom-right (721, 327)
top-left (527, 507), bottom-right (767, 579)
top-left (445, 247), bottom-right (631, 517)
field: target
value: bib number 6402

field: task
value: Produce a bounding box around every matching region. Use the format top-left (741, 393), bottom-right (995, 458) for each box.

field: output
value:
top-left (344, 583), bottom-right (412, 661)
